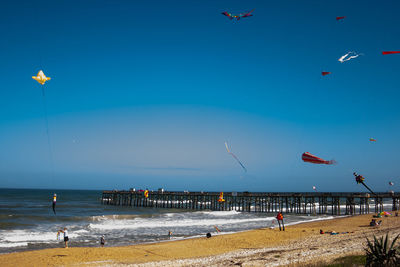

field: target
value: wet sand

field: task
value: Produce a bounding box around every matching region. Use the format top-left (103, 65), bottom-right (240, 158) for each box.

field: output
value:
top-left (1, 213), bottom-right (400, 266)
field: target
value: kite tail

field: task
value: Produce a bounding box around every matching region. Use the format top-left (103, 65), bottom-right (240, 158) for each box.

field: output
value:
top-left (326, 159), bottom-right (337, 165)
top-left (41, 85), bottom-right (55, 182)
top-left (361, 181), bottom-right (376, 195)
top-left (230, 153), bottom-right (247, 172)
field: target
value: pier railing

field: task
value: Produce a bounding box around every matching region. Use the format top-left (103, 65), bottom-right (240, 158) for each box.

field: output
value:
top-left (101, 190), bottom-right (400, 215)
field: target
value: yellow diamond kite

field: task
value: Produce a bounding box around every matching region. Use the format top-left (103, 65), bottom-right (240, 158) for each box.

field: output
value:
top-left (32, 70), bottom-right (51, 85)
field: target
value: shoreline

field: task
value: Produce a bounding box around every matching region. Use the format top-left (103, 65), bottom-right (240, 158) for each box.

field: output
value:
top-left (1, 214), bottom-right (400, 266)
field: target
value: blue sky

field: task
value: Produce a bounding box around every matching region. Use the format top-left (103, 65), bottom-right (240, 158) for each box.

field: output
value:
top-left (1, 0), bottom-right (400, 191)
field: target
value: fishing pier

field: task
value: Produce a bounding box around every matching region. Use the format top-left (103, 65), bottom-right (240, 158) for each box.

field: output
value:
top-left (101, 191), bottom-right (400, 215)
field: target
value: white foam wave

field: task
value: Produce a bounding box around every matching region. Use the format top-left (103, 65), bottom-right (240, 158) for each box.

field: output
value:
top-left (89, 216), bottom-right (275, 230)
top-left (0, 230), bottom-right (78, 243)
top-left (0, 242), bottom-right (28, 248)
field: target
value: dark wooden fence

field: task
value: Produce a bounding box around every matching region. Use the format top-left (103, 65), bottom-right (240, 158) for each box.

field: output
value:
top-left (102, 190), bottom-right (400, 215)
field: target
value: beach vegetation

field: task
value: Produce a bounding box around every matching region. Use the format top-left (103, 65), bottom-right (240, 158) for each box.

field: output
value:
top-left (365, 233), bottom-right (400, 267)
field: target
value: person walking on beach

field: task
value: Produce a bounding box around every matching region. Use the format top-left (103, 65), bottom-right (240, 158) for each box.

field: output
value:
top-left (168, 231), bottom-right (172, 240)
top-left (100, 235), bottom-right (105, 247)
top-left (276, 212), bottom-right (285, 231)
top-left (57, 227), bottom-right (69, 248)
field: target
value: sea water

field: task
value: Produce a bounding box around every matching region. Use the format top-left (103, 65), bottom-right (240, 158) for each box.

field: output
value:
top-left (0, 188), bottom-right (368, 253)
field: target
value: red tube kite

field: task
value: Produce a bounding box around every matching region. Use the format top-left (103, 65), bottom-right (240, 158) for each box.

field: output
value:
top-left (302, 152), bottom-right (335, 165)
top-left (322, 72), bottom-right (331, 76)
top-left (369, 138), bottom-right (376, 142)
top-left (382, 51), bottom-right (400, 55)
top-left (336, 16), bottom-right (346, 21)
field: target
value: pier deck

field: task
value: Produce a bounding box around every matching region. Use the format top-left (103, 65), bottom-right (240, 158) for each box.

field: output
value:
top-left (101, 190), bottom-right (400, 215)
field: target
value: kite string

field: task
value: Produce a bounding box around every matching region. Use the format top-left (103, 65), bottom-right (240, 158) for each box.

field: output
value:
top-left (41, 84), bottom-right (55, 184)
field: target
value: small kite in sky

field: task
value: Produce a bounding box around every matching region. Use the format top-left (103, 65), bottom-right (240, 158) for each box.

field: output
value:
top-left (382, 51), bottom-right (400, 55)
top-left (389, 181), bottom-right (394, 186)
top-left (322, 71), bottom-right (331, 76)
top-left (369, 138), bottom-right (377, 142)
top-left (354, 172), bottom-right (376, 195)
top-left (338, 52), bottom-right (362, 63)
top-left (302, 152), bottom-right (336, 165)
top-left (336, 16), bottom-right (346, 21)
top-left (225, 142), bottom-right (247, 172)
top-left (312, 186), bottom-right (317, 192)
top-left (221, 9), bottom-right (254, 20)
top-left (32, 70), bottom-right (51, 85)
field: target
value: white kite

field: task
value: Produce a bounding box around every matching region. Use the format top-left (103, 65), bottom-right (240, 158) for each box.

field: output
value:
top-left (338, 51), bottom-right (362, 63)
top-left (225, 142), bottom-right (247, 172)
top-left (312, 186), bottom-right (317, 192)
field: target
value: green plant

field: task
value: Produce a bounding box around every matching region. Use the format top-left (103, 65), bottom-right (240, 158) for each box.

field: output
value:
top-left (365, 233), bottom-right (400, 267)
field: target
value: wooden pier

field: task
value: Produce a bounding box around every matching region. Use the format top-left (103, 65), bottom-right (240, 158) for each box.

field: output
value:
top-left (101, 190), bottom-right (400, 215)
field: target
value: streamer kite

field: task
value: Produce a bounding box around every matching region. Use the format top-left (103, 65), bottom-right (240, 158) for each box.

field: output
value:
top-left (382, 51), bottom-right (400, 55)
top-left (354, 172), bottom-right (376, 195)
top-left (52, 193), bottom-right (57, 215)
top-left (221, 9), bottom-right (254, 20)
top-left (322, 72), bottom-right (331, 76)
top-left (214, 226), bottom-right (221, 233)
top-left (336, 16), bottom-right (346, 21)
top-left (338, 52), bottom-right (362, 63)
top-left (225, 142), bottom-right (247, 172)
top-left (302, 152), bottom-right (336, 165)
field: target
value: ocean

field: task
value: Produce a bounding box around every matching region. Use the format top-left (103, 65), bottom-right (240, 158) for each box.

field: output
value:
top-left (0, 188), bottom-right (347, 253)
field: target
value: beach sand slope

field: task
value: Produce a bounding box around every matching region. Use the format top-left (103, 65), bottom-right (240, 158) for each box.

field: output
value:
top-left (1, 214), bottom-right (400, 266)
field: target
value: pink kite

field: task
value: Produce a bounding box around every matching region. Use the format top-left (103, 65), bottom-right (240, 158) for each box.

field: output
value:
top-left (382, 51), bottom-right (400, 55)
top-left (322, 72), bottom-right (331, 76)
top-left (302, 152), bottom-right (335, 165)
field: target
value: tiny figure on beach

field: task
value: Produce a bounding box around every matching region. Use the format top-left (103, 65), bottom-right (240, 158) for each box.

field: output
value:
top-left (100, 235), bottom-right (105, 247)
top-left (52, 193), bottom-right (57, 215)
top-left (276, 212), bottom-right (285, 231)
top-left (206, 232), bottom-right (212, 238)
top-left (57, 227), bottom-right (69, 248)
top-left (168, 231), bottom-right (172, 240)
top-left (369, 219), bottom-right (382, 227)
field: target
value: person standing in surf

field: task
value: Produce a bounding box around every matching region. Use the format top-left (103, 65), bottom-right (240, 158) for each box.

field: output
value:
top-left (276, 212), bottom-right (285, 231)
top-left (52, 193), bottom-right (57, 215)
top-left (100, 235), bottom-right (105, 247)
top-left (57, 228), bottom-right (69, 248)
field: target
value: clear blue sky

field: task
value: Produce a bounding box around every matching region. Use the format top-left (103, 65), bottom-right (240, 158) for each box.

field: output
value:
top-left (1, 0), bottom-right (400, 191)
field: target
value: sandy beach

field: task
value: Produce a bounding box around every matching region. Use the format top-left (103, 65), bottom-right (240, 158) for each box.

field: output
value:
top-left (1, 213), bottom-right (400, 266)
